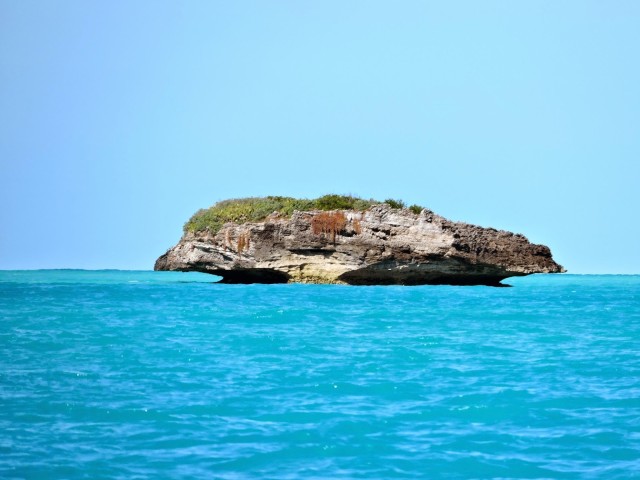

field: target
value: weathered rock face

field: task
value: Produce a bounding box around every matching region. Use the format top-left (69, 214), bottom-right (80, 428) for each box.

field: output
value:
top-left (155, 205), bottom-right (565, 286)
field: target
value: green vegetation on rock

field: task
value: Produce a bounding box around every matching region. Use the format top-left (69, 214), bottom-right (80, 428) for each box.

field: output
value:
top-left (384, 198), bottom-right (406, 209)
top-left (184, 194), bottom-right (425, 233)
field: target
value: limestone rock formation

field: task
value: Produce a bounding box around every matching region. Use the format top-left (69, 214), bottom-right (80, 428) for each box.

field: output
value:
top-left (155, 204), bottom-right (564, 286)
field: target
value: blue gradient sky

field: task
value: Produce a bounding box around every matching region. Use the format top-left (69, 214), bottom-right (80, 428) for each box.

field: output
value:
top-left (1, 1), bottom-right (639, 273)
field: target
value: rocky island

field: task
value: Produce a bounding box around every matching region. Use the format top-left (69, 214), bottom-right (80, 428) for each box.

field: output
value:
top-left (155, 195), bottom-right (565, 286)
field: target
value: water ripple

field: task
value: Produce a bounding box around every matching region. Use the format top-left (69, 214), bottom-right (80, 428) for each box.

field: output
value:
top-left (1, 272), bottom-right (639, 478)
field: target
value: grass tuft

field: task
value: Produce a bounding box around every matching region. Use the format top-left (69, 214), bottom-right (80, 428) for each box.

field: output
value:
top-left (384, 198), bottom-right (406, 209)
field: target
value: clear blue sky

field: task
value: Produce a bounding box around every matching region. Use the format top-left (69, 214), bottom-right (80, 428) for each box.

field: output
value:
top-left (1, 1), bottom-right (639, 273)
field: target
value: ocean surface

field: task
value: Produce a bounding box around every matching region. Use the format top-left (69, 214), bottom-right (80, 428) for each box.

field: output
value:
top-left (1, 271), bottom-right (639, 479)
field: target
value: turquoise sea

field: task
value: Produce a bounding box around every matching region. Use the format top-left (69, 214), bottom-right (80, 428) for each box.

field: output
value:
top-left (1, 271), bottom-right (639, 479)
